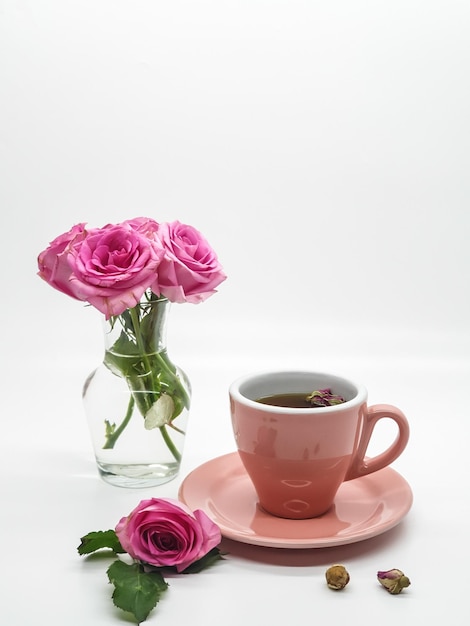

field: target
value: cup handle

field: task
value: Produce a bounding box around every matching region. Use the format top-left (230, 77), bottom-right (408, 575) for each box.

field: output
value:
top-left (345, 404), bottom-right (410, 481)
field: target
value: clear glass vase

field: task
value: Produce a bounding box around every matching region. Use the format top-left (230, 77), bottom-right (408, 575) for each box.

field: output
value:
top-left (82, 293), bottom-right (191, 488)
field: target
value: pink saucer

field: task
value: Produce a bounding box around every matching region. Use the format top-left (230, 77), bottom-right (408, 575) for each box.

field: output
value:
top-left (178, 452), bottom-right (413, 549)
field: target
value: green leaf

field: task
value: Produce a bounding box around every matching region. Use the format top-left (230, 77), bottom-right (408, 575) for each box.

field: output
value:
top-left (107, 560), bottom-right (168, 624)
top-left (104, 347), bottom-right (141, 379)
top-left (180, 547), bottom-right (224, 574)
top-left (77, 530), bottom-right (124, 555)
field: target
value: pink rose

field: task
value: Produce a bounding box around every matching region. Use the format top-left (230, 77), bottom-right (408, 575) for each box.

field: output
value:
top-left (67, 222), bottom-right (164, 318)
top-left (115, 498), bottom-right (221, 573)
top-left (121, 216), bottom-right (160, 236)
top-left (152, 221), bottom-right (226, 303)
top-left (37, 223), bottom-right (88, 300)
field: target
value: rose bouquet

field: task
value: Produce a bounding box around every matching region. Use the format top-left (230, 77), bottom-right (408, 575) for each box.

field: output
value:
top-left (78, 497), bottom-right (224, 623)
top-left (37, 217), bottom-right (226, 467)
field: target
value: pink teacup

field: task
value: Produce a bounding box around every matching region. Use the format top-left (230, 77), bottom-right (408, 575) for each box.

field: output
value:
top-left (229, 371), bottom-right (410, 519)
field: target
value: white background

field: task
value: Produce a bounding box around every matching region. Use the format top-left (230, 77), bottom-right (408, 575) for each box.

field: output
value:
top-left (1, 1), bottom-right (469, 624)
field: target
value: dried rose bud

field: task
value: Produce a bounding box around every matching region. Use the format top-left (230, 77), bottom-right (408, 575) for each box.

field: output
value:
top-left (377, 569), bottom-right (410, 594)
top-left (306, 388), bottom-right (346, 407)
top-left (325, 564), bottom-right (350, 590)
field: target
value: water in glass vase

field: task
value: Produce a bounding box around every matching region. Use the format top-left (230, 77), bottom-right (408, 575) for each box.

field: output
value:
top-left (82, 295), bottom-right (191, 488)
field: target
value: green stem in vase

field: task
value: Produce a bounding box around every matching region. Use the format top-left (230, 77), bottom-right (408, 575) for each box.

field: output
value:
top-left (129, 305), bottom-right (153, 375)
top-left (102, 295), bottom-right (189, 461)
top-left (168, 421), bottom-right (186, 435)
top-left (159, 425), bottom-right (181, 462)
top-left (152, 350), bottom-right (191, 412)
top-left (103, 396), bottom-right (135, 449)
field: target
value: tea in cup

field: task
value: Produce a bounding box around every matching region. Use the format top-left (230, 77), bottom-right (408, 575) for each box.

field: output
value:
top-left (229, 371), bottom-right (410, 519)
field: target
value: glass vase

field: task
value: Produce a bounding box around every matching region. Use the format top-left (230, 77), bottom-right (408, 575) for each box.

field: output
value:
top-left (82, 293), bottom-right (191, 488)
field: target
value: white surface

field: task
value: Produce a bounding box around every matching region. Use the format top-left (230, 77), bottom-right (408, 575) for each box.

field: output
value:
top-left (1, 1), bottom-right (469, 624)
